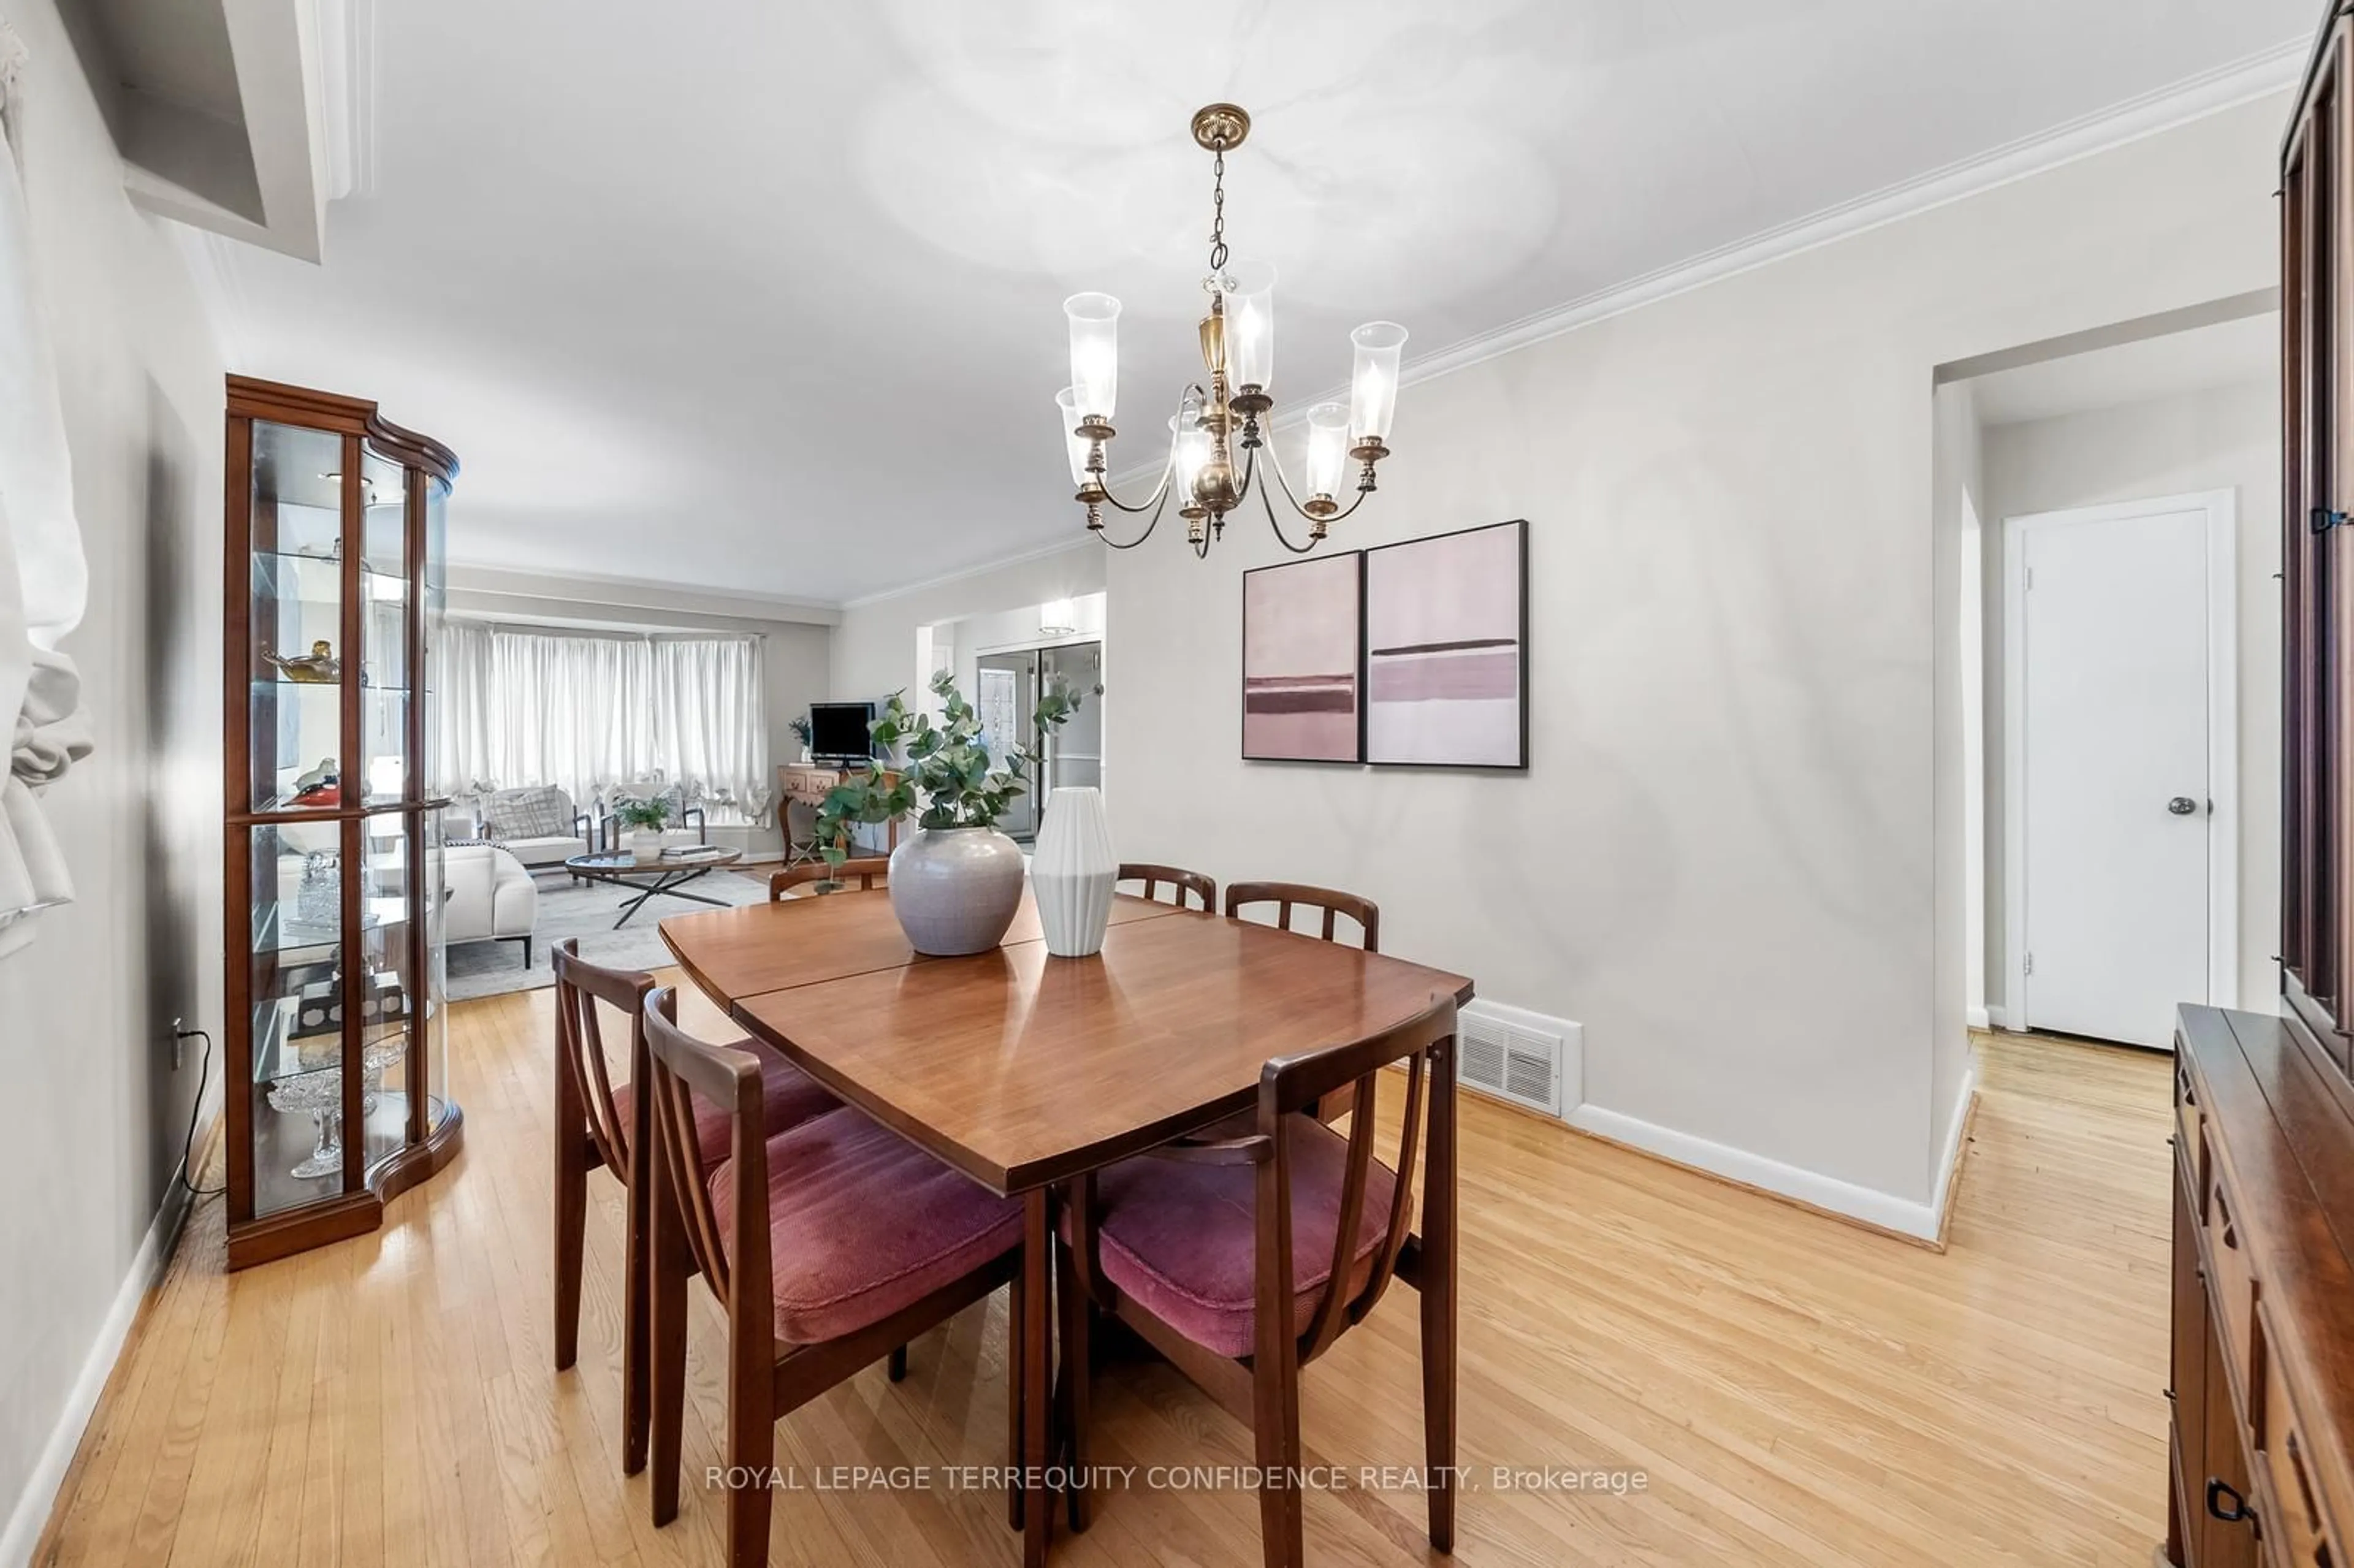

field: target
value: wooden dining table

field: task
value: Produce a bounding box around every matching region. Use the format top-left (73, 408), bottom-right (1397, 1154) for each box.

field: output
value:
top-left (660, 887), bottom-right (1473, 1566)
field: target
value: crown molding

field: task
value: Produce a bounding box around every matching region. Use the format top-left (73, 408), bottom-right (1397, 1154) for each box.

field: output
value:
top-left (1399, 39), bottom-right (2303, 393)
top-left (444, 561), bottom-right (842, 625)
top-left (1100, 36), bottom-right (2306, 497)
top-left (836, 535), bottom-right (1101, 612)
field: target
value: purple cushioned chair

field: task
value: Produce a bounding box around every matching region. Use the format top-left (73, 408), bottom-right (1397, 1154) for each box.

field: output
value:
top-left (640, 986), bottom-right (1029, 1568)
top-left (549, 940), bottom-right (836, 1476)
top-left (1061, 992), bottom-right (1460, 1568)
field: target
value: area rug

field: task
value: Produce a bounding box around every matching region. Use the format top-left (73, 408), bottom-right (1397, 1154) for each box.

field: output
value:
top-left (446, 869), bottom-right (772, 1000)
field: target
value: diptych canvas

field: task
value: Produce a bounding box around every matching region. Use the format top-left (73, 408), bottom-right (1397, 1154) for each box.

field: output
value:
top-left (1240, 552), bottom-right (1363, 763)
top-left (1240, 519), bottom-right (1528, 769)
top-left (1363, 520), bottom-right (1528, 768)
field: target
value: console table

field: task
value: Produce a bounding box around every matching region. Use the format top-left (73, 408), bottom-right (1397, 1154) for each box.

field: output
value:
top-left (777, 762), bottom-right (903, 862)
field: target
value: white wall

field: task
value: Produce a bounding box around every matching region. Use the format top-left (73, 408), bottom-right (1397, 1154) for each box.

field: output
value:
top-left (1930, 380), bottom-right (1987, 1181)
top-left (1978, 378), bottom-right (2281, 1016)
top-left (1103, 94), bottom-right (2280, 1226)
top-left (831, 544), bottom-right (1106, 705)
top-left (0, 0), bottom-right (226, 1555)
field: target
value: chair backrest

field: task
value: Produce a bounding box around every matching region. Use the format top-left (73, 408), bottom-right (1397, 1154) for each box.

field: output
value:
top-left (641, 986), bottom-right (771, 1315)
top-left (769, 857), bottom-right (888, 900)
top-left (1116, 862), bottom-right (1216, 911)
top-left (1258, 992), bottom-right (1454, 1366)
top-left (549, 938), bottom-right (653, 1176)
top-left (1224, 880), bottom-right (1379, 951)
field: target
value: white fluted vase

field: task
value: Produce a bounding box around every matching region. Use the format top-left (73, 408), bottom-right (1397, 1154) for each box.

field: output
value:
top-left (1030, 787), bottom-right (1116, 958)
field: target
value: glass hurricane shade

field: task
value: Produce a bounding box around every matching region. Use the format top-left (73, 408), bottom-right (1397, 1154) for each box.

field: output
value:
top-left (1064, 293), bottom-right (1121, 422)
top-left (1304, 402), bottom-right (1350, 500)
top-left (1348, 321), bottom-right (1407, 443)
top-left (1224, 259), bottom-right (1275, 392)
top-left (1170, 406), bottom-right (1211, 504)
top-left (1054, 387), bottom-right (1091, 487)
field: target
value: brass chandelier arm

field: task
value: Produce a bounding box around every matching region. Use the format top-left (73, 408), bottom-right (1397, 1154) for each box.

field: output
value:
top-left (1095, 476), bottom-right (1176, 550)
top-left (1259, 431), bottom-right (1376, 527)
top-left (1091, 457), bottom-right (1173, 515)
top-left (1255, 455), bottom-right (1330, 555)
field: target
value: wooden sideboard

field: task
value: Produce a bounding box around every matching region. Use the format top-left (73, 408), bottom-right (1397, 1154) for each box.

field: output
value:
top-left (2167, 1006), bottom-right (2354, 1568)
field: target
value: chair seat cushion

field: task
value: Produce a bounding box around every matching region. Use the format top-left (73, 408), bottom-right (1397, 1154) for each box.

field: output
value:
top-left (614, 1041), bottom-right (836, 1172)
top-left (1077, 1115), bottom-right (1397, 1358)
top-left (709, 1110), bottom-right (1021, 1345)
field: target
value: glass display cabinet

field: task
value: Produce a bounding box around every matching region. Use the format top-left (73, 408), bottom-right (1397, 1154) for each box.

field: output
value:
top-left (222, 376), bottom-right (463, 1269)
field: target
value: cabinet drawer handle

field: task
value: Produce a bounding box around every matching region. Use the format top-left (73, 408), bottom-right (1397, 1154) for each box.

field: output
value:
top-left (2206, 1477), bottom-right (2252, 1525)
top-left (2288, 1430), bottom-right (2320, 1521)
top-left (2214, 1189), bottom-right (2238, 1250)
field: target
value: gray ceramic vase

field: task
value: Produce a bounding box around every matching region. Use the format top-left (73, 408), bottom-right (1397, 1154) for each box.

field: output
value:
top-left (887, 826), bottom-right (1027, 956)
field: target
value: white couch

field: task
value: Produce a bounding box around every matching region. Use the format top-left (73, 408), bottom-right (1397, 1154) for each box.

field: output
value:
top-left (444, 843), bottom-right (539, 965)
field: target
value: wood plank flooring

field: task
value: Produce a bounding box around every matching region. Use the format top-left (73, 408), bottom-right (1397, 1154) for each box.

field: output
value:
top-left (34, 990), bottom-right (2175, 1567)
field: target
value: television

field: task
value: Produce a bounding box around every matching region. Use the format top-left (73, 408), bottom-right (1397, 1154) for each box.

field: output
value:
top-left (809, 700), bottom-right (877, 764)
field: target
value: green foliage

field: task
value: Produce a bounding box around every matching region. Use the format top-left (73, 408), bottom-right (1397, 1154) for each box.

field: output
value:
top-left (813, 669), bottom-right (1081, 867)
top-left (614, 797), bottom-right (670, 832)
top-left (787, 713), bottom-right (813, 745)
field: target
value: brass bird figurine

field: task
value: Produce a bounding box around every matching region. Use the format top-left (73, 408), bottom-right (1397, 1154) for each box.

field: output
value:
top-left (264, 639), bottom-right (341, 683)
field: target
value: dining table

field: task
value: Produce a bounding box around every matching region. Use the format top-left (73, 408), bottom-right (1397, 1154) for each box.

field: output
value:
top-left (660, 886), bottom-right (1474, 1566)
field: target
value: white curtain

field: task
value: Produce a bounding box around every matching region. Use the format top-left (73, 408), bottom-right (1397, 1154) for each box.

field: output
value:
top-left (432, 623), bottom-right (772, 818)
top-left (0, 19), bottom-right (96, 959)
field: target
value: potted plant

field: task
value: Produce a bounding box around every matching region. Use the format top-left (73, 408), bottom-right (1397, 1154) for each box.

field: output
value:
top-left (614, 797), bottom-right (672, 864)
top-left (787, 712), bottom-right (814, 763)
top-left (813, 670), bottom-right (1078, 955)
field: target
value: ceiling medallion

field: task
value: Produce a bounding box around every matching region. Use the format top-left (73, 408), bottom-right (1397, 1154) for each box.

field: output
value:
top-left (1056, 103), bottom-right (1406, 560)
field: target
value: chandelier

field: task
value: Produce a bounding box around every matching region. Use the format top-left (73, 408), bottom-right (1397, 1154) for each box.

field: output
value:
top-left (1056, 104), bottom-right (1407, 559)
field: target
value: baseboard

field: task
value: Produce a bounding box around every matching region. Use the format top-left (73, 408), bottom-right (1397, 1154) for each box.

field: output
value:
top-left (1563, 1104), bottom-right (1949, 1244)
top-left (1927, 1065), bottom-right (1983, 1251)
top-left (1965, 1005), bottom-right (1991, 1030)
top-left (2, 1121), bottom-right (211, 1568)
top-left (1982, 1005), bottom-right (2011, 1030)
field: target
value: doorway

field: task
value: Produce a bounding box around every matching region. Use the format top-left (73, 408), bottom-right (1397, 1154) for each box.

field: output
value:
top-left (2003, 492), bottom-right (2238, 1048)
top-left (975, 641), bottom-right (1103, 843)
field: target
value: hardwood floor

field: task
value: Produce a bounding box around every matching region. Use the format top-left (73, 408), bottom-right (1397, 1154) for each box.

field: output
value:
top-left (34, 997), bottom-right (2174, 1567)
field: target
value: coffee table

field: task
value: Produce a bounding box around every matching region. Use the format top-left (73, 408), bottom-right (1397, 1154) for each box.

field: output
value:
top-left (563, 847), bottom-right (745, 927)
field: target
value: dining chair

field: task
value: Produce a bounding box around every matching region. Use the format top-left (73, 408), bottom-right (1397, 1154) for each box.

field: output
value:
top-left (1223, 880), bottom-right (1379, 951)
top-left (1059, 993), bottom-right (1460, 1567)
top-left (548, 940), bottom-right (838, 1474)
top-left (768, 856), bottom-right (889, 899)
top-left (1115, 862), bottom-right (1216, 911)
top-left (1225, 881), bottom-right (1379, 1125)
top-left (641, 986), bottom-right (1029, 1566)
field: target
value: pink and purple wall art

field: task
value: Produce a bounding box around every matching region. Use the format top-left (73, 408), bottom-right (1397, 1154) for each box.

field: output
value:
top-left (1363, 520), bottom-right (1528, 768)
top-left (1241, 551), bottom-right (1363, 763)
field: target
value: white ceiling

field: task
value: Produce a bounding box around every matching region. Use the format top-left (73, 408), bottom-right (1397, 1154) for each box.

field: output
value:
top-left (185, 0), bottom-right (2314, 604)
top-left (1970, 311), bottom-right (2279, 427)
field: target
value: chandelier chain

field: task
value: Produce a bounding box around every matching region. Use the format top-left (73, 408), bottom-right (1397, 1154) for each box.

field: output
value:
top-left (1208, 145), bottom-right (1228, 273)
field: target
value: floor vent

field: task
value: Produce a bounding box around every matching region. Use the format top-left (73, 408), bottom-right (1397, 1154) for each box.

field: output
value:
top-left (1457, 1001), bottom-right (1577, 1118)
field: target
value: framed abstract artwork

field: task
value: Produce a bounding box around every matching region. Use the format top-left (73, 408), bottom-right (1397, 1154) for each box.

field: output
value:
top-left (1362, 519), bottom-right (1528, 769)
top-left (1241, 551), bottom-right (1364, 763)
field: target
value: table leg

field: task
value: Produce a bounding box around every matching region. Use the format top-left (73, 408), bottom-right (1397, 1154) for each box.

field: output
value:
top-left (609, 881), bottom-right (660, 929)
top-left (1021, 1189), bottom-right (1053, 1568)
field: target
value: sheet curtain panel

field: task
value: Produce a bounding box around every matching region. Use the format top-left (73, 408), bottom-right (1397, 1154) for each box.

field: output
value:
top-left (0, 20), bottom-right (97, 958)
top-left (430, 622), bottom-right (772, 820)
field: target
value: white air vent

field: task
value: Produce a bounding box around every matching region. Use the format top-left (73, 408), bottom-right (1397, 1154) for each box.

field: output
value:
top-left (1456, 1000), bottom-right (1579, 1118)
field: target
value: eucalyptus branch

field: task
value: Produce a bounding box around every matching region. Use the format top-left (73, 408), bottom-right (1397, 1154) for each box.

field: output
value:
top-left (812, 669), bottom-right (1081, 866)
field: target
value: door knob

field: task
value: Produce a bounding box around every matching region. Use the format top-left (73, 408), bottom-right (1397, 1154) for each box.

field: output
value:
top-left (2168, 797), bottom-right (2198, 816)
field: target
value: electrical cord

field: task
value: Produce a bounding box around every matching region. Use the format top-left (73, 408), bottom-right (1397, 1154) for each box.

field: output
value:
top-left (175, 1027), bottom-right (226, 1199)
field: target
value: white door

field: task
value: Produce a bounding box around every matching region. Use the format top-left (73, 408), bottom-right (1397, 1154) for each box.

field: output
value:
top-left (2014, 496), bottom-right (2226, 1049)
